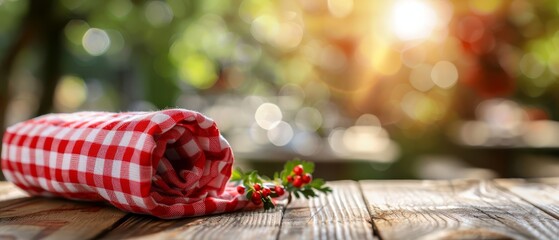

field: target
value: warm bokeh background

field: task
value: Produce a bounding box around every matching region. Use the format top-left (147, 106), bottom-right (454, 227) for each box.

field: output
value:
top-left (1, 0), bottom-right (559, 180)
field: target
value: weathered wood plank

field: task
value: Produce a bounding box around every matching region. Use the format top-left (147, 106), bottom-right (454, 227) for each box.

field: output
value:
top-left (0, 181), bottom-right (28, 201)
top-left (278, 181), bottom-right (375, 240)
top-left (102, 204), bottom-right (286, 239)
top-left (495, 178), bottom-right (559, 220)
top-left (360, 179), bottom-right (559, 240)
top-left (98, 215), bottom-right (195, 239)
top-left (0, 194), bottom-right (127, 239)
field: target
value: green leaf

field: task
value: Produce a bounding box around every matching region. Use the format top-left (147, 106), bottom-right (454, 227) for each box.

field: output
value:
top-left (309, 178), bottom-right (326, 188)
top-left (231, 168), bottom-right (243, 181)
top-left (248, 171), bottom-right (260, 184)
top-left (300, 161), bottom-right (315, 174)
top-left (316, 184), bottom-right (332, 193)
top-left (302, 188), bottom-right (316, 198)
top-left (285, 160), bottom-right (296, 173)
top-left (321, 188), bottom-right (333, 193)
top-left (233, 158), bottom-right (332, 206)
top-left (280, 161), bottom-right (294, 184)
top-left (245, 190), bottom-right (253, 200)
top-left (283, 158), bottom-right (314, 175)
top-left (263, 197), bottom-right (275, 210)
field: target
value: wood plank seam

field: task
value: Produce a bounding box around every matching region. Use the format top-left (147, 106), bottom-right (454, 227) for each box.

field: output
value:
top-left (100, 204), bottom-right (286, 239)
top-left (274, 200), bottom-right (288, 240)
top-left (2, 179), bottom-right (558, 239)
top-left (447, 180), bottom-right (536, 239)
top-left (357, 182), bottom-right (383, 240)
top-left (493, 180), bottom-right (559, 221)
top-left (453, 180), bottom-right (559, 239)
top-left (277, 180), bottom-right (375, 239)
top-left (359, 179), bottom-right (559, 239)
top-left (477, 180), bottom-right (559, 238)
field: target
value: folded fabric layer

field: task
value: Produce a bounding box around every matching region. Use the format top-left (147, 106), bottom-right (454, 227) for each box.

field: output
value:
top-left (1, 109), bottom-right (248, 218)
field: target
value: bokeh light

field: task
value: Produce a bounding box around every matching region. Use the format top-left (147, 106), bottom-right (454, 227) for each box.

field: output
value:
top-left (178, 53), bottom-right (218, 89)
top-left (2, 0), bottom-right (559, 180)
top-left (409, 64), bottom-right (434, 92)
top-left (327, 0), bottom-right (353, 18)
top-left (54, 75), bottom-right (87, 112)
top-left (431, 61), bottom-right (458, 89)
top-left (144, 1), bottom-right (174, 27)
top-left (390, 0), bottom-right (437, 40)
top-left (82, 28), bottom-right (110, 56)
top-left (255, 103), bottom-right (283, 130)
top-left (267, 121), bottom-right (293, 146)
top-left (295, 107), bottom-right (323, 132)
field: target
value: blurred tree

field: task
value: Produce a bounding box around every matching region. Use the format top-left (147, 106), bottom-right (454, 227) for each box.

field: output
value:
top-left (1, 0), bottom-right (56, 137)
top-left (1, 0), bottom-right (559, 180)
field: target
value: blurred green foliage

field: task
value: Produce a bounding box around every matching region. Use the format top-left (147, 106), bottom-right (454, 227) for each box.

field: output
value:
top-left (2, 0), bottom-right (559, 179)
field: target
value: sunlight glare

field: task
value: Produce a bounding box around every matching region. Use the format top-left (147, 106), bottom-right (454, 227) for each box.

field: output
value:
top-left (390, 0), bottom-right (437, 41)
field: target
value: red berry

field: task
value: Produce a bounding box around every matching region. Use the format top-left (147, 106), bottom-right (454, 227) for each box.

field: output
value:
top-left (275, 185), bottom-right (285, 196)
top-left (293, 165), bottom-right (304, 176)
top-left (252, 197), bottom-right (262, 205)
top-left (251, 191), bottom-right (260, 199)
top-left (262, 188), bottom-right (271, 197)
top-left (293, 176), bottom-right (303, 188)
top-left (287, 175), bottom-right (294, 183)
top-left (253, 183), bottom-right (262, 191)
top-left (251, 192), bottom-right (262, 205)
top-left (302, 173), bottom-right (312, 184)
top-left (237, 186), bottom-right (245, 194)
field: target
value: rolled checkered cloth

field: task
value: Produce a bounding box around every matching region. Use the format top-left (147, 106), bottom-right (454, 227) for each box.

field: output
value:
top-left (1, 109), bottom-right (249, 218)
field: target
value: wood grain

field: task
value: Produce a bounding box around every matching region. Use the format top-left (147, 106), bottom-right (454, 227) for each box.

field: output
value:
top-left (98, 215), bottom-right (196, 239)
top-left (495, 178), bottom-right (559, 219)
top-left (102, 204), bottom-right (286, 240)
top-left (0, 197), bottom-right (127, 239)
top-left (1, 179), bottom-right (558, 240)
top-left (278, 181), bottom-right (375, 240)
top-left (360, 179), bottom-right (559, 240)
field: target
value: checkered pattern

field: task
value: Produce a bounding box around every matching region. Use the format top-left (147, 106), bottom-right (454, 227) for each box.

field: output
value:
top-left (1, 109), bottom-right (249, 219)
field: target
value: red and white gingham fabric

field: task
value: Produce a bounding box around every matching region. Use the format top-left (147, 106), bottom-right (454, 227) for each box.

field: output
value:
top-left (1, 109), bottom-right (249, 218)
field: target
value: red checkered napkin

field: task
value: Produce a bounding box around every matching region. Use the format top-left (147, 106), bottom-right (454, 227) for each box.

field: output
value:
top-left (1, 109), bottom-right (249, 218)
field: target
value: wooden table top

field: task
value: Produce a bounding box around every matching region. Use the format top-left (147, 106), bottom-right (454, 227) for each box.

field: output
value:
top-left (1, 178), bottom-right (558, 239)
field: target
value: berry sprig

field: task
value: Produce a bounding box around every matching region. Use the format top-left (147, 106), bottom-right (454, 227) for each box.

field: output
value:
top-left (231, 159), bottom-right (332, 210)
